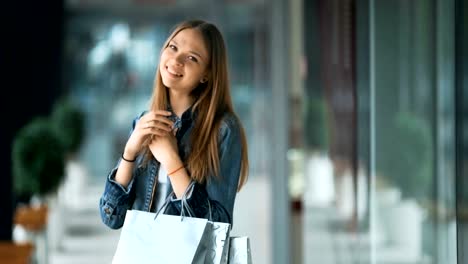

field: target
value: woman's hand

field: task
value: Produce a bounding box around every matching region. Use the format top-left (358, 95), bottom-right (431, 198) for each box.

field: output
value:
top-left (123, 110), bottom-right (174, 160)
top-left (148, 132), bottom-right (182, 172)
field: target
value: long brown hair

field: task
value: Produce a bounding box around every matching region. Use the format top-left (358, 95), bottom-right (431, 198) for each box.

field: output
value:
top-left (146, 20), bottom-right (248, 191)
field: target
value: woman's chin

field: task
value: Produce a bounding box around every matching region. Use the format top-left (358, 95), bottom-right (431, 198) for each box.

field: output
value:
top-left (161, 79), bottom-right (174, 88)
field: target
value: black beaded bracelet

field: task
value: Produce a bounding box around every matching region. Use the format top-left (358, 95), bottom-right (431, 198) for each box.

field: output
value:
top-left (121, 153), bottom-right (136, 162)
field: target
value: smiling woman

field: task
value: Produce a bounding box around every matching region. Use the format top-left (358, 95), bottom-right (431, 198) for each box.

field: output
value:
top-left (57, 1), bottom-right (278, 258)
top-left (99, 20), bottom-right (249, 231)
top-left (159, 28), bottom-right (210, 96)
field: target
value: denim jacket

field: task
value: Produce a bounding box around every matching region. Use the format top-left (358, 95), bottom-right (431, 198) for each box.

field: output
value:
top-left (99, 109), bottom-right (243, 229)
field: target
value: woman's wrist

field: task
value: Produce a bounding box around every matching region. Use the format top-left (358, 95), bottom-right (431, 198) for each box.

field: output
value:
top-left (122, 149), bottom-right (137, 162)
top-left (168, 164), bottom-right (185, 176)
top-left (122, 153), bottom-right (136, 162)
top-left (163, 156), bottom-right (184, 175)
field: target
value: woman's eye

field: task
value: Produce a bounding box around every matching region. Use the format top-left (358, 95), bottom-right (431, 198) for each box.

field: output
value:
top-left (187, 56), bottom-right (198, 62)
top-left (168, 44), bottom-right (177, 51)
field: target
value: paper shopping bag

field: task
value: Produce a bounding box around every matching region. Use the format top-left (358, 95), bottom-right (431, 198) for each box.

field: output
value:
top-left (193, 220), bottom-right (231, 264)
top-left (112, 181), bottom-right (231, 264)
top-left (227, 236), bottom-right (253, 264)
top-left (112, 209), bottom-right (209, 264)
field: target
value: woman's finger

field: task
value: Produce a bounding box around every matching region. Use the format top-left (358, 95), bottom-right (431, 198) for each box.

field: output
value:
top-left (139, 111), bottom-right (173, 130)
top-left (140, 110), bottom-right (169, 121)
top-left (146, 111), bottom-right (173, 127)
top-left (153, 110), bottom-right (172, 116)
top-left (147, 121), bottom-right (172, 132)
top-left (149, 127), bottom-right (169, 137)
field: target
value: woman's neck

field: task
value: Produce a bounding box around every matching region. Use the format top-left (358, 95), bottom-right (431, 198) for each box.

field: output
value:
top-left (169, 92), bottom-right (194, 117)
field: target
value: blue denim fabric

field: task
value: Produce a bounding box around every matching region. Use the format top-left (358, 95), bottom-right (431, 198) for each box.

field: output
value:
top-left (99, 109), bottom-right (243, 230)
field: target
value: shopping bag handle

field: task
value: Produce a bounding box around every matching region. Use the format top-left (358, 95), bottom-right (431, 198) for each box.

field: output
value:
top-left (154, 181), bottom-right (213, 221)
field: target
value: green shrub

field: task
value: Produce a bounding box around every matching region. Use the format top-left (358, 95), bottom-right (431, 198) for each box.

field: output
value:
top-left (377, 111), bottom-right (433, 200)
top-left (12, 117), bottom-right (65, 197)
top-left (50, 98), bottom-right (86, 155)
top-left (304, 98), bottom-right (329, 152)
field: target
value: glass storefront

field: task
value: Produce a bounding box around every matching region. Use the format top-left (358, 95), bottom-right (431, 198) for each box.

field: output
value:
top-left (370, 0), bottom-right (456, 263)
top-left (302, 0), bottom-right (459, 263)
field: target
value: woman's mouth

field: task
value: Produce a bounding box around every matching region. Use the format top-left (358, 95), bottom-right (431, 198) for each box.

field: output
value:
top-left (166, 67), bottom-right (183, 78)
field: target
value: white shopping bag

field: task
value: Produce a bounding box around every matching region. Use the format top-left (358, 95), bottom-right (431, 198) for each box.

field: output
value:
top-left (112, 181), bottom-right (231, 264)
top-left (228, 236), bottom-right (253, 264)
top-left (112, 210), bottom-right (208, 264)
top-left (193, 219), bottom-right (231, 264)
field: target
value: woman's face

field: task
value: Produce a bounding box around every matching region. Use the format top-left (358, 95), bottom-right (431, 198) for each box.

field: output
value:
top-left (159, 28), bottom-right (210, 94)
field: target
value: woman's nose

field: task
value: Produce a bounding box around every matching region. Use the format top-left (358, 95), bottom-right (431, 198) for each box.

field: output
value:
top-left (174, 54), bottom-right (185, 65)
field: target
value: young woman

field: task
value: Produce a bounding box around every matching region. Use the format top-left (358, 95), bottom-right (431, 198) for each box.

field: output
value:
top-left (99, 20), bottom-right (249, 229)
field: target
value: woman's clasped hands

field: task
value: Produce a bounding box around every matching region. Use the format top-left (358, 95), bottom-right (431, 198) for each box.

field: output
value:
top-left (124, 110), bottom-right (179, 166)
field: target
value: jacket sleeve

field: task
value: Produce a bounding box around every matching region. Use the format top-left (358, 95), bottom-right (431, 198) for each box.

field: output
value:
top-left (164, 113), bottom-right (243, 226)
top-left (99, 166), bottom-right (136, 229)
top-left (98, 111), bottom-right (146, 229)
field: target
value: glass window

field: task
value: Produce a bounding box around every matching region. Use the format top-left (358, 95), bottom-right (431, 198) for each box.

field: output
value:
top-left (302, 0), bottom-right (457, 263)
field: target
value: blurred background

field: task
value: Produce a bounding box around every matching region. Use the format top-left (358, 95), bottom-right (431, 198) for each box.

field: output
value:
top-left (1, 0), bottom-right (468, 263)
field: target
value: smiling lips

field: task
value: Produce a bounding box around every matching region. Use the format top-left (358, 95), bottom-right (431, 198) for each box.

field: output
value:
top-left (166, 67), bottom-right (183, 78)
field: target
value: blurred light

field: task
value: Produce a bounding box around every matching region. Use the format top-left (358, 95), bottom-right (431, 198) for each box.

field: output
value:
top-left (110, 23), bottom-right (130, 52)
top-left (89, 41), bottom-right (110, 67)
top-left (129, 39), bottom-right (157, 70)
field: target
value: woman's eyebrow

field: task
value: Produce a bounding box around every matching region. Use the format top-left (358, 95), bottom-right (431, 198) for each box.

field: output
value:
top-left (190, 50), bottom-right (203, 59)
top-left (170, 40), bottom-right (205, 60)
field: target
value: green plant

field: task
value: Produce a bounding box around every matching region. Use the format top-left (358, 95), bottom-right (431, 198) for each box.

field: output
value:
top-left (377, 111), bottom-right (433, 200)
top-left (12, 117), bottom-right (66, 197)
top-left (50, 98), bottom-right (86, 155)
top-left (304, 98), bottom-right (329, 152)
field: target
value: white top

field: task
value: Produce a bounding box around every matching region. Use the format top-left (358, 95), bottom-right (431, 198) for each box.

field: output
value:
top-left (153, 166), bottom-right (170, 212)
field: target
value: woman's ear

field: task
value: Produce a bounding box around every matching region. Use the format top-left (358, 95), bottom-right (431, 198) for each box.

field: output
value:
top-left (200, 71), bottom-right (211, 83)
